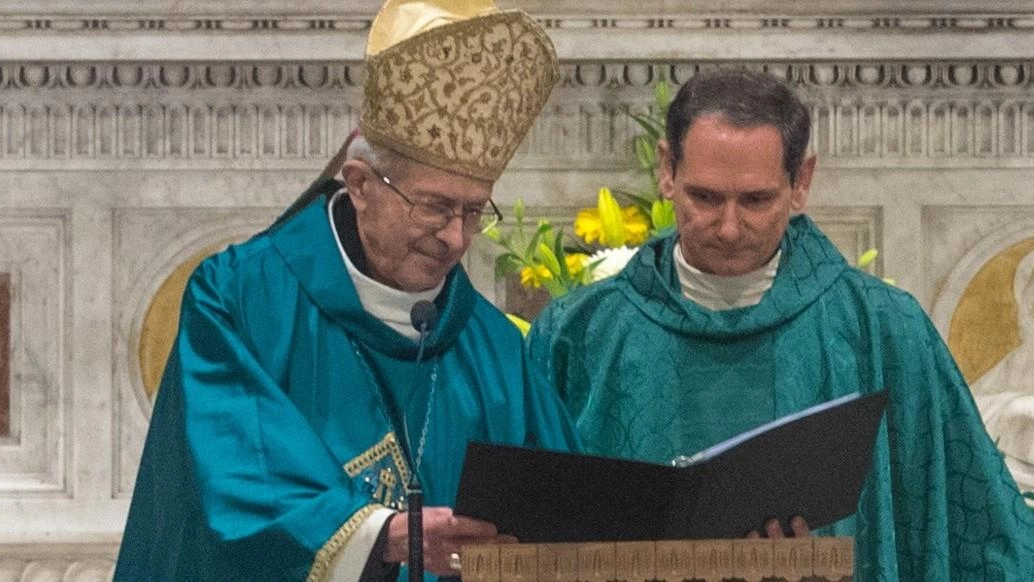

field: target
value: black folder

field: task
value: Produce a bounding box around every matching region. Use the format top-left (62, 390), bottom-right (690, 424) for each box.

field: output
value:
top-left (454, 390), bottom-right (888, 543)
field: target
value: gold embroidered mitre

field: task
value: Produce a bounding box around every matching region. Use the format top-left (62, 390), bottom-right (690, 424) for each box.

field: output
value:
top-left (360, 0), bottom-right (559, 181)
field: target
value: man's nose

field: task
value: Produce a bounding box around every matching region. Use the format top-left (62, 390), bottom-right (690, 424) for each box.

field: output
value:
top-left (715, 203), bottom-right (741, 241)
top-left (435, 214), bottom-right (467, 249)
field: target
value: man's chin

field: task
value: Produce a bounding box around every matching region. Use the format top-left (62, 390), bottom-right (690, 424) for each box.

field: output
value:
top-left (701, 256), bottom-right (761, 277)
top-left (398, 266), bottom-right (452, 292)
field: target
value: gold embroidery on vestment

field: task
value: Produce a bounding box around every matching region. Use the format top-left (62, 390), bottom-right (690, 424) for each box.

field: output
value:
top-left (344, 431), bottom-right (412, 510)
top-left (306, 503), bottom-right (383, 582)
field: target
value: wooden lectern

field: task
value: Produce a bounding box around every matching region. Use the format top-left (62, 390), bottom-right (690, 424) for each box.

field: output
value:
top-left (460, 537), bottom-right (854, 582)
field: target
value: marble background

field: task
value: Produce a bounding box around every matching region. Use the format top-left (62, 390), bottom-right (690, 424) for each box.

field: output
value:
top-left (2, 1), bottom-right (1034, 579)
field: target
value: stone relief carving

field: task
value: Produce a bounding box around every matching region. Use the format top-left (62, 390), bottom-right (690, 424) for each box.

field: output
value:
top-left (931, 216), bottom-right (1034, 496)
top-left (972, 246), bottom-right (1034, 494)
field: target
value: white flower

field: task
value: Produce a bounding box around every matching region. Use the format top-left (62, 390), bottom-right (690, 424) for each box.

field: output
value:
top-left (587, 246), bottom-right (639, 282)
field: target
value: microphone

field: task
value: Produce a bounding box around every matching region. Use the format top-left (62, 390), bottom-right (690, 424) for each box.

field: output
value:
top-left (406, 300), bottom-right (437, 582)
top-left (410, 300), bottom-right (438, 339)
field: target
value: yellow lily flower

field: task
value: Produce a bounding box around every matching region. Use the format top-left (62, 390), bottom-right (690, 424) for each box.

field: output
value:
top-left (574, 187), bottom-right (651, 248)
top-left (621, 209), bottom-right (650, 246)
top-left (597, 187), bottom-right (626, 246)
top-left (519, 264), bottom-right (552, 288)
top-left (574, 208), bottom-right (604, 244)
top-left (566, 253), bottom-right (589, 277)
top-left (506, 313), bottom-right (532, 336)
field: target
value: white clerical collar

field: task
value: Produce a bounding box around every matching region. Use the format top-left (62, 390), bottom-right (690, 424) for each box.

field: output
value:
top-left (328, 190), bottom-right (443, 340)
top-left (674, 242), bottom-right (780, 311)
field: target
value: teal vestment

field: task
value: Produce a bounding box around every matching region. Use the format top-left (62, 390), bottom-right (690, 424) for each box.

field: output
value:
top-left (528, 215), bottom-right (1034, 581)
top-left (115, 187), bottom-right (578, 581)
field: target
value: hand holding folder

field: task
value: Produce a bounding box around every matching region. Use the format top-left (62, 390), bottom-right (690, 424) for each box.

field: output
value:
top-left (455, 390), bottom-right (889, 543)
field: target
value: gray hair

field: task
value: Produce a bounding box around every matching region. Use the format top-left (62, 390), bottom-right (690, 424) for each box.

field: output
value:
top-left (274, 134), bottom-right (414, 228)
top-left (345, 136), bottom-right (411, 178)
top-left (314, 133), bottom-right (412, 183)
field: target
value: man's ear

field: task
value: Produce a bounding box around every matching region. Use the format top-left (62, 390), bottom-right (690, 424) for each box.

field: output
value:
top-left (657, 139), bottom-right (675, 200)
top-left (341, 160), bottom-right (371, 212)
top-left (790, 154), bottom-right (816, 212)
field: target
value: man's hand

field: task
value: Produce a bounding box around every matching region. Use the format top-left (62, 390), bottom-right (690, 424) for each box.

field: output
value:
top-left (384, 507), bottom-right (517, 576)
top-left (746, 516), bottom-right (810, 538)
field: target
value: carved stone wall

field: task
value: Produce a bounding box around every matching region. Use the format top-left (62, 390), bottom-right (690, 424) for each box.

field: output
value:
top-left (2, 3), bottom-right (1033, 578)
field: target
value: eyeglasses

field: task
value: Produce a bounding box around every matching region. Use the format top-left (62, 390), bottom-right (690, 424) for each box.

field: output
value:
top-left (368, 165), bottom-right (502, 235)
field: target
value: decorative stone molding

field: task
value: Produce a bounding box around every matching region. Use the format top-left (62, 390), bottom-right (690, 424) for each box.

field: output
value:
top-left (0, 543), bottom-right (116, 581)
top-left (2, 61), bottom-right (1034, 168)
top-left (1, 61), bottom-right (1032, 93)
top-left (1, 61), bottom-right (1032, 92)
top-left (4, 5), bottom-right (1034, 61)
top-left (2, 14), bottom-right (1034, 35)
top-left (0, 62), bottom-right (363, 91)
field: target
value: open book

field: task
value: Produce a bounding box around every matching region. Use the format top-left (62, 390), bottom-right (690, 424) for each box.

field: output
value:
top-left (455, 390), bottom-right (888, 542)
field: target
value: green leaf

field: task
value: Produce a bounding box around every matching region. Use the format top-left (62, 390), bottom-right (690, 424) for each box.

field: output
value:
top-left (482, 225), bottom-right (502, 242)
top-left (513, 198), bottom-right (526, 221)
top-left (524, 225), bottom-right (549, 259)
top-left (610, 187), bottom-right (654, 209)
top-left (541, 277), bottom-right (567, 298)
top-left (634, 135), bottom-right (657, 172)
top-left (494, 253), bottom-right (523, 279)
top-left (655, 80), bottom-right (673, 115)
top-left (553, 230), bottom-right (570, 281)
top-left (630, 113), bottom-right (663, 140)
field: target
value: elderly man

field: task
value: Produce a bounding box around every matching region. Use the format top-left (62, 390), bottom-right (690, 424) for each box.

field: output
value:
top-left (114, 1), bottom-right (577, 580)
top-left (528, 69), bottom-right (1034, 580)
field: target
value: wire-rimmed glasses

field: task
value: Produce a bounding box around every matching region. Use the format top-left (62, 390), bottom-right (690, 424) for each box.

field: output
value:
top-left (368, 165), bottom-right (502, 235)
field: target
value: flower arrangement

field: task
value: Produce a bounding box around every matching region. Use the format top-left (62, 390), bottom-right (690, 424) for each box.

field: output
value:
top-left (485, 81), bottom-right (677, 301)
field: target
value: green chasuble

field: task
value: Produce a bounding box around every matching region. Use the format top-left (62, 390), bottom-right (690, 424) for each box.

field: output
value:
top-left (528, 214), bottom-right (1034, 581)
top-left (115, 183), bottom-right (579, 582)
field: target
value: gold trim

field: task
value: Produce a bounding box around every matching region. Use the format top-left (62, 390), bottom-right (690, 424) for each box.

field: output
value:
top-left (343, 431), bottom-right (411, 484)
top-left (306, 503), bottom-right (383, 582)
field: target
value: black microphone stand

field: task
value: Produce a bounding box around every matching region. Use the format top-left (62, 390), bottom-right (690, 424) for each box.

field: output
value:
top-left (407, 473), bottom-right (424, 582)
top-left (406, 300), bottom-right (437, 582)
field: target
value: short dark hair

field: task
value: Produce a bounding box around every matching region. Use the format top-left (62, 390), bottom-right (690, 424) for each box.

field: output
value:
top-left (665, 69), bottom-right (811, 184)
